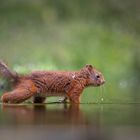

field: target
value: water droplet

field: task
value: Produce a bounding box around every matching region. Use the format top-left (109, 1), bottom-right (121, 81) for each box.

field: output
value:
top-left (101, 98), bottom-right (104, 101)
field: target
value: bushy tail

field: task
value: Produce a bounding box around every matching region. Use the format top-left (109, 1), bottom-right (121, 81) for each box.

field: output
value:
top-left (0, 61), bottom-right (19, 81)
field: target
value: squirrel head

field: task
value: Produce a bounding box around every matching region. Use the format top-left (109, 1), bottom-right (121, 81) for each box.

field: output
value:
top-left (82, 64), bottom-right (105, 87)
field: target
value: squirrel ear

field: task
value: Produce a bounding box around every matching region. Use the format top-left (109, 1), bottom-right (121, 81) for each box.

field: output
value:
top-left (85, 64), bottom-right (93, 71)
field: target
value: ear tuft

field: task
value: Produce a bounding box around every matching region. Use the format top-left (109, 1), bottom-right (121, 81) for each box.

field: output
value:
top-left (85, 64), bottom-right (93, 71)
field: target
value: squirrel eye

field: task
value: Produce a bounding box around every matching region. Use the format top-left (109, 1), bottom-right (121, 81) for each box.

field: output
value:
top-left (96, 75), bottom-right (100, 79)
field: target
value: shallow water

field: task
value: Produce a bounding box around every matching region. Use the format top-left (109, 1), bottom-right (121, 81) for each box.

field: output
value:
top-left (0, 103), bottom-right (140, 140)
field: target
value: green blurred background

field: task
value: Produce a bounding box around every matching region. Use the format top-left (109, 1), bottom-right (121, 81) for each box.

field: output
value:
top-left (0, 0), bottom-right (140, 103)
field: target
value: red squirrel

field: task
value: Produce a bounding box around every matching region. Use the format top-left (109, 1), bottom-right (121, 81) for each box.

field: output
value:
top-left (0, 61), bottom-right (105, 104)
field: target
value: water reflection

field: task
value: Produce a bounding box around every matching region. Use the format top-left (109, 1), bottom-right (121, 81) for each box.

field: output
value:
top-left (1, 103), bottom-right (86, 125)
top-left (0, 103), bottom-right (140, 140)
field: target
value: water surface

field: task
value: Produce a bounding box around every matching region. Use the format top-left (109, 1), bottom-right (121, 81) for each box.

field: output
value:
top-left (0, 103), bottom-right (140, 140)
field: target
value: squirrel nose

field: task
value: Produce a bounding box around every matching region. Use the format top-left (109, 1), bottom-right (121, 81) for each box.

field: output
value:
top-left (102, 80), bottom-right (105, 84)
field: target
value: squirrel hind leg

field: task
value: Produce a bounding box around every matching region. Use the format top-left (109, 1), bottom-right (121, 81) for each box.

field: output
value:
top-left (1, 80), bottom-right (37, 104)
top-left (1, 88), bottom-right (35, 104)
